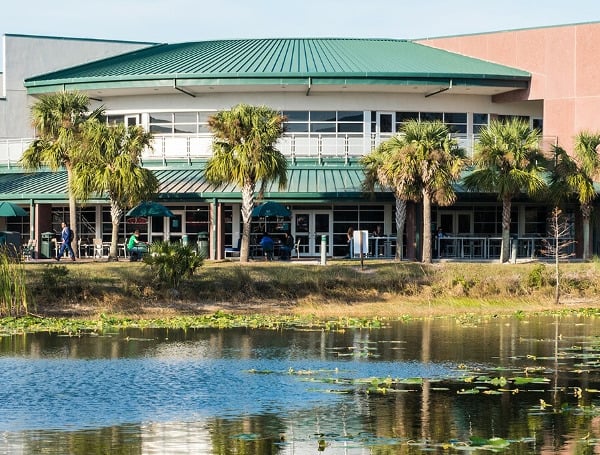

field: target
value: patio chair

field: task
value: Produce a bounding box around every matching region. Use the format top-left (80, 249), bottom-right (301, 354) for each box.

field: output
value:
top-left (294, 238), bottom-right (301, 259)
top-left (22, 239), bottom-right (36, 261)
top-left (93, 238), bottom-right (104, 259)
top-left (225, 237), bottom-right (241, 258)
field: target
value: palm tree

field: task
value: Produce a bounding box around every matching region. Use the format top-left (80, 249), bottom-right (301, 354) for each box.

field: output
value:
top-left (550, 132), bottom-right (600, 260)
top-left (72, 120), bottom-right (158, 260)
top-left (205, 104), bottom-right (287, 263)
top-left (20, 91), bottom-right (103, 253)
top-left (361, 137), bottom-right (419, 260)
top-left (463, 118), bottom-right (546, 263)
top-left (364, 120), bottom-right (463, 263)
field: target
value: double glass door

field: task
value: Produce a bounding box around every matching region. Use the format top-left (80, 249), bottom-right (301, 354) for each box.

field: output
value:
top-left (293, 211), bottom-right (332, 257)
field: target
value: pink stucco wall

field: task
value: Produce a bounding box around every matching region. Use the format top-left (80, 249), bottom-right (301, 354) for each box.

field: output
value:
top-left (417, 22), bottom-right (600, 151)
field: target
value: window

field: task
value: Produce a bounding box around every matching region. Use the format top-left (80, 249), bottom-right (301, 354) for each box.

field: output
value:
top-left (282, 111), bottom-right (364, 136)
top-left (148, 112), bottom-right (210, 135)
top-left (473, 113), bottom-right (488, 134)
top-left (395, 111), bottom-right (467, 134)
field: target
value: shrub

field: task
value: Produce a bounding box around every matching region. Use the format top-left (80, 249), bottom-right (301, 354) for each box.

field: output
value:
top-left (143, 242), bottom-right (203, 289)
top-left (527, 264), bottom-right (547, 289)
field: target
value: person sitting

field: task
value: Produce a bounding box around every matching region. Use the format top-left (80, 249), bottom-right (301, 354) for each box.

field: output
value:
top-left (260, 232), bottom-right (274, 261)
top-left (127, 229), bottom-right (146, 262)
top-left (280, 232), bottom-right (295, 260)
top-left (437, 227), bottom-right (447, 258)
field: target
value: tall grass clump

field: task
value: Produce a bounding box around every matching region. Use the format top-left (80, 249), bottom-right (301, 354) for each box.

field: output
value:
top-left (143, 242), bottom-right (203, 289)
top-left (0, 248), bottom-right (28, 316)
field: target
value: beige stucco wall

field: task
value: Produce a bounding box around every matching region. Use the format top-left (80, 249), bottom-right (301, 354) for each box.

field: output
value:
top-left (417, 22), bottom-right (600, 151)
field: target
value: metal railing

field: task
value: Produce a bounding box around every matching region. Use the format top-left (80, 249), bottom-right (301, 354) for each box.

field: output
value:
top-left (0, 133), bottom-right (559, 167)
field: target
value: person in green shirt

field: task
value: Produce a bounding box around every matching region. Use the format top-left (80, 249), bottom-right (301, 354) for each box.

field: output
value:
top-left (127, 229), bottom-right (146, 261)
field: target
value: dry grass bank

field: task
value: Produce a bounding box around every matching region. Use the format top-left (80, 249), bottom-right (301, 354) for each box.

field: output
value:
top-left (20, 258), bottom-right (600, 319)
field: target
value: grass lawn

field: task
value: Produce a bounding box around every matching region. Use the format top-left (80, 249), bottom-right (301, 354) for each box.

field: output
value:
top-left (15, 258), bottom-right (600, 320)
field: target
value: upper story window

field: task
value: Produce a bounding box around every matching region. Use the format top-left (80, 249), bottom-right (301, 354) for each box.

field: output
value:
top-left (148, 112), bottom-right (211, 135)
top-left (395, 111), bottom-right (467, 134)
top-left (282, 111), bottom-right (363, 134)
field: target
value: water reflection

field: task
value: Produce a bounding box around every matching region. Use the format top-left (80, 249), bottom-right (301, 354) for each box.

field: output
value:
top-left (0, 315), bottom-right (600, 453)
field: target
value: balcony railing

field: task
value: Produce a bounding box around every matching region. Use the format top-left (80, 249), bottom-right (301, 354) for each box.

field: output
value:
top-left (0, 133), bottom-right (558, 168)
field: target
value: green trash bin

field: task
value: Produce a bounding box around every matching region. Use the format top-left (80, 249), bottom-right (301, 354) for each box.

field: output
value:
top-left (197, 232), bottom-right (209, 258)
top-left (41, 232), bottom-right (55, 259)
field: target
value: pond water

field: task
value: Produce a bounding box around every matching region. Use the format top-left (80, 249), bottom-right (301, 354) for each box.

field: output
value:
top-left (1, 314), bottom-right (600, 453)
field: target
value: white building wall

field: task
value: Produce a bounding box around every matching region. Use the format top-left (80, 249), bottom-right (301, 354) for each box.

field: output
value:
top-left (100, 91), bottom-right (543, 118)
top-left (0, 34), bottom-right (156, 138)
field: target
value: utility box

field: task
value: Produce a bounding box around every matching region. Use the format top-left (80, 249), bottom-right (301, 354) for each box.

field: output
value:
top-left (40, 232), bottom-right (55, 259)
top-left (197, 232), bottom-right (209, 258)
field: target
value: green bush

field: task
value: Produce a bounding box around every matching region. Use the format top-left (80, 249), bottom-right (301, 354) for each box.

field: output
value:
top-left (143, 242), bottom-right (203, 289)
top-left (527, 263), bottom-right (547, 289)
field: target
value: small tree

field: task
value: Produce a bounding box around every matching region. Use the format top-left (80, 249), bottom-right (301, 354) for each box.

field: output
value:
top-left (542, 208), bottom-right (575, 304)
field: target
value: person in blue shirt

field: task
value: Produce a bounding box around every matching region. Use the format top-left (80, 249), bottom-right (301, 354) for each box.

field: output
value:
top-left (260, 232), bottom-right (274, 261)
top-left (56, 221), bottom-right (75, 261)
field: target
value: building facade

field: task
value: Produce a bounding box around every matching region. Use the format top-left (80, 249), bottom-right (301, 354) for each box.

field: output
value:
top-left (0, 25), bottom-right (597, 260)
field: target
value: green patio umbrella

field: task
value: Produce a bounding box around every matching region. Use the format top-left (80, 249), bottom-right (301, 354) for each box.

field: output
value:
top-left (0, 201), bottom-right (28, 217)
top-left (251, 201), bottom-right (291, 218)
top-left (126, 201), bottom-right (174, 218)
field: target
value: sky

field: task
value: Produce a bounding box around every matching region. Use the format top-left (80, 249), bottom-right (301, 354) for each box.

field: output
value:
top-left (1, 0), bottom-right (600, 45)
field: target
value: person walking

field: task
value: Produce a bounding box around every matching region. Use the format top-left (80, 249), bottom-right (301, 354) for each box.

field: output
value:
top-left (56, 221), bottom-right (76, 261)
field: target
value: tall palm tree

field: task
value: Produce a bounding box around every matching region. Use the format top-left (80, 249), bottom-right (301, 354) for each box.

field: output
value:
top-left (364, 120), bottom-right (463, 263)
top-left (205, 104), bottom-right (287, 263)
top-left (361, 137), bottom-right (419, 260)
top-left (20, 91), bottom-right (103, 252)
top-left (463, 118), bottom-right (546, 263)
top-left (72, 120), bottom-right (158, 260)
top-left (550, 132), bottom-right (600, 260)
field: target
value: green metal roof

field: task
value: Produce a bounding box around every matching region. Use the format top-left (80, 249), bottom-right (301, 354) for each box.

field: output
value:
top-left (24, 38), bottom-right (529, 93)
top-left (0, 160), bottom-right (379, 203)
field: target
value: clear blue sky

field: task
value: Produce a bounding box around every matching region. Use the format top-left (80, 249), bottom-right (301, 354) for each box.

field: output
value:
top-left (2, 0), bottom-right (599, 44)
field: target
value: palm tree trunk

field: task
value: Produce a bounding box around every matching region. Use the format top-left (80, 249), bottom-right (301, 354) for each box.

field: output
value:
top-left (66, 165), bottom-right (78, 257)
top-left (582, 204), bottom-right (591, 260)
top-left (422, 191), bottom-right (432, 264)
top-left (501, 195), bottom-right (512, 263)
top-left (394, 195), bottom-right (406, 261)
top-left (109, 201), bottom-right (123, 261)
top-left (240, 182), bottom-right (255, 263)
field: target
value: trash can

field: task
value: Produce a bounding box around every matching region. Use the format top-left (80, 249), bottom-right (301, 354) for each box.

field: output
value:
top-left (182, 234), bottom-right (189, 246)
top-left (197, 232), bottom-right (209, 258)
top-left (41, 232), bottom-right (55, 259)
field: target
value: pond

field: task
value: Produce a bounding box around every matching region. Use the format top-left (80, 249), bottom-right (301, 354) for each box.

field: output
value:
top-left (1, 313), bottom-right (600, 453)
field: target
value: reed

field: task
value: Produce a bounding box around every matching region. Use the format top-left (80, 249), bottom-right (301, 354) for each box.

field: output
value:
top-left (0, 247), bottom-right (29, 316)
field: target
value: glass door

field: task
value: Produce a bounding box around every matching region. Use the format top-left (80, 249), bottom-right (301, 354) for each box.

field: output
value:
top-left (376, 112), bottom-right (395, 140)
top-left (166, 210), bottom-right (185, 243)
top-left (292, 211), bottom-right (332, 256)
